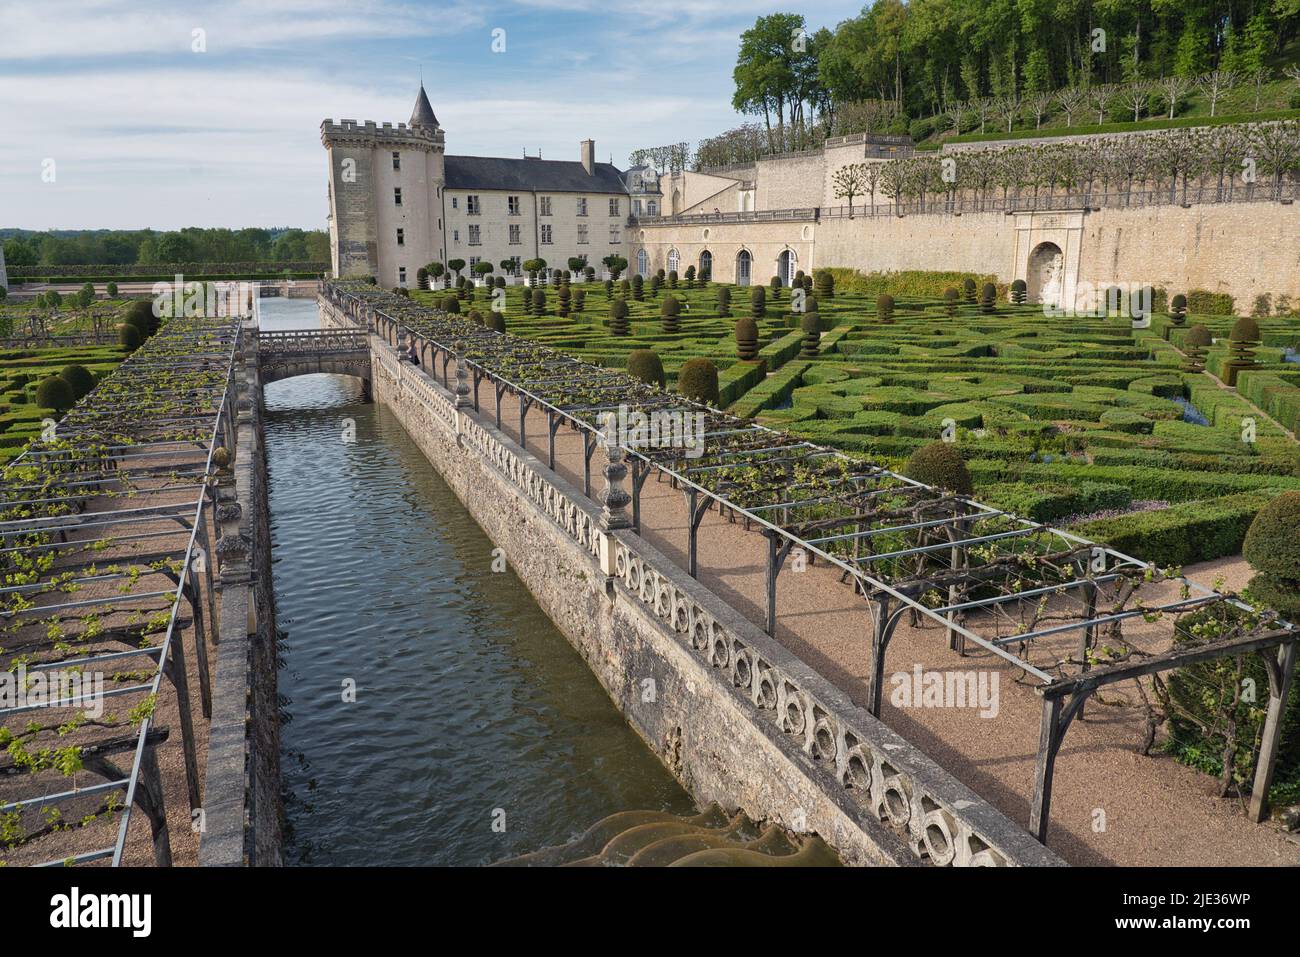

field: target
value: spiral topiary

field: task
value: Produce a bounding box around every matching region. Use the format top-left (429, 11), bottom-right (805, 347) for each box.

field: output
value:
top-left (632, 274), bottom-right (644, 301)
top-left (532, 288), bottom-right (547, 316)
top-left (573, 287), bottom-right (586, 312)
top-left (735, 316), bottom-right (759, 360)
top-left (609, 299), bottom-right (629, 336)
top-left (1242, 491), bottom-right (1300, 617)
top-left (1182, 324), bottom-right (1212, 372)
top-left (1225, 315), bottom-right (1260, 386)
top-left (1170, 293), bottom-right (1188, 325)
top-left (962, 277), bottom-right (977, 303)
top-left (980, 282), bottom-right (997, 314)
top-left (661, 295), bottom-right (681, 333)
top-left (558, 285), bottom-right (571, 317)
top-left (627, 349), bottom-right (665, 388)
top-left (677, 358), bottom-right (719, 405)
top-left (668, 270), bottom-right (678, 289)
top-left (904, 441), bottom-right (973, 495)
top-left (943, 287), bottom-right (959, 318)
top-left (814, 269), bottom-right (834, 299)
top-left (1010, 279), bottom-right (1026, 304)
top-left (877, 293), bottom-right (895, 324)
top-left (716, 285), bottom-right (731, 317)
top-left (749, 285), bottom-right (766, 319)
top-left (799, 311), bottom-right (821, 357)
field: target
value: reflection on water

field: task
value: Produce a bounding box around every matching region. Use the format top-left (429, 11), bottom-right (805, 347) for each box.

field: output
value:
top-left (265, 299), bottom-right (692, 866)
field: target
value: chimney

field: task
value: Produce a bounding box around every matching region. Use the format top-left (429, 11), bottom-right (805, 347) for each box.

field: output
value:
top-left (580, 139), bottom-right (595, 175)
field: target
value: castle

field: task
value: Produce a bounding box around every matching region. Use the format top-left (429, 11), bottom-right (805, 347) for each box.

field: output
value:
top-left (323, 87), bottom-right (1298, 309)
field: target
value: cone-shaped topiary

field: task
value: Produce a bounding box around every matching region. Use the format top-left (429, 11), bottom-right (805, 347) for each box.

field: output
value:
top-left (904, 441), bottom-right (973, 495)
top-left (650, 274), bottom-right (662, 297)
top-left (800, 311), bottom-right (821, 357)
top-left (943, 287), bottom-right (959, 317)
top-left (962, 277), bottom-right (977, 303)
top-left (877, 293), bottom-right (895, 324)
top-left (661, 295), bottom-right (681, 333)
top-left (1182, 324), bottom-right (1212, 372)
top-left (1010, 278), bottom-right (1026, 304)
top-left (980, 282), bottom-right (997, 314)
top-left (627, 349), bottom-right (665, 388)
top-left (61, 364), bottom-right (95, 400)
top-left (749, 285), bottom-right (766, 319)
top-left (735, 316), bottom-right (759, 360)
top-left (609, 299), bottom-right (629, 336)
top-left (814, 269), bottom-right (834, 299)
top-left (1242, 491), bottom-right (1300, 616)
top-left (1225, 315), bottom-right (1260, 386)
top-left (677, 358), bottom-right (719, 405)
top-left (717, 285), bottom-right (731, 317)
top-left (36, 375), bottom-right (74, 414)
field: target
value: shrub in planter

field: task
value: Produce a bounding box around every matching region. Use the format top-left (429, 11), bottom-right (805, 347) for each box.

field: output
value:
top-left (61, 364), bottom-right (95, 400)
top-left (943, 287), bottom-right (959, 317)
top-left (980, 282), bottom-right (997, 314)
top-left (1225, 316), bottom-right (1260, 386)
top-left (717, 285), bottom-right (731, 317)
top-left (904, 441), bottom-right (973, 494)
top-left (735, 316), bottom-right (759, 360)
top-left (627, 349), bottom-right (664, 388)
top-left (609, 299), bottom-right (629, 336)
top-left (661, 295), bottom-right (681, 333)
top-left (1010, 279), bottom-right (1026, 304)
top-left (749, 285), bottom-right (766, 319)
top-left (800, 311), bottom-right (821, 357)
top-left (814, 269), bottom-right (834, 299)
top-left (877, 293), bottom-right (895, 324)
top-left (962, 277), bottom-right (977, 303)
top-left (1243, 491), bottom-right (1300, 616)
top-left (677, 358), bottom-right (719, 405)
top-left (36, 375), bottom-right (74, 414)
top-left (532, 288), bottom-right (547, 315)
top-left (1182, 324), bottom-right (1211, 372)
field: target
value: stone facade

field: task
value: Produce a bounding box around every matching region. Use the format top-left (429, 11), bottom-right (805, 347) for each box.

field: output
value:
top-left (323, 294), bottom-right (1063, 867)
top-left (0, 242), bottom-right (7, 291)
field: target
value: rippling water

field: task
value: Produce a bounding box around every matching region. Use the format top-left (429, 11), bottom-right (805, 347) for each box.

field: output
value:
top-left (258, 298), bottom-right (692, 866)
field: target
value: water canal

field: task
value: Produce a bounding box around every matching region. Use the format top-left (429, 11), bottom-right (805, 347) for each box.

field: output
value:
top-left (256, 297), bottom-right (693, 866)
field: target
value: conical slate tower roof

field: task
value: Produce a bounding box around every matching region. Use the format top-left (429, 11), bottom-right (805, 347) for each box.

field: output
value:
top-left (410, 84), bottom-right (439, 129)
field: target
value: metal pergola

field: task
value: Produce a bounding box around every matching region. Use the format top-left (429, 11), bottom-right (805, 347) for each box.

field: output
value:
top-left (328, 280), bottom-right (1299, 846)
top-left (0, 316), bottom-right (241, 866)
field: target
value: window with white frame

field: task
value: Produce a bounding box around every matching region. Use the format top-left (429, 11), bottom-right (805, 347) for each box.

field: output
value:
top-left (508, 224), bottom-right (521, 245)
top-left (647, 200), bottom-right (658, 215)
top-left (609, 226), bottom-right (620, 244)
top-left (508, 195), bottom-right (520, 215)
top-left (539, 196), bottom-right (552, 216)
top-left (609, 198), bottom-right (620, 216)
top-left (541, 224), bottom-right (553, 244)
top-left (577, 224), bottom-right (589, 244)
top-left (467, 195), bottom-right (481, 215)
top-left (668, 248), bottom-right (679, 273)
top-left (468, 224), bottom-right (481, 245)
top-left (576, 197), bottom-right (587, 216)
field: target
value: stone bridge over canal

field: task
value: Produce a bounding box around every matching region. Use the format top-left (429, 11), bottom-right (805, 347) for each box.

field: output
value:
top-left (254, 327), bottom-right (371, 388)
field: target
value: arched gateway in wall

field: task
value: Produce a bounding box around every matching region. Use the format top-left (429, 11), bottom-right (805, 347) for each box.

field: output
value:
top-left (1026, 242), bottom-right (1064, 305)
top-left (736, 250), bottom-right (752, 286)
top-left (777, 249), bottom-right (797, 286)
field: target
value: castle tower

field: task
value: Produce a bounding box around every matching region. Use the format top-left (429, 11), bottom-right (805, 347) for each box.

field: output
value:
top-left (321, 85), bottom-right (447, 284)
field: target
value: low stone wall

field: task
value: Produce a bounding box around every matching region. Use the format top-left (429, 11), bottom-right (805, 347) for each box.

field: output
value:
top-left (330, 296), bottom-right (1062, 867)
top-left (199, 323), bottom-right (282, 866)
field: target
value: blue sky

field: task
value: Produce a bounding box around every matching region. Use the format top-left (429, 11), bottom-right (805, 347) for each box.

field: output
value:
top-left (0, 0), bottom-right (861, 231)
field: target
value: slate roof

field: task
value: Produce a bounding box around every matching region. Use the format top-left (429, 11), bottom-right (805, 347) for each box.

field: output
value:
top-left (410, 85), bottom-right (439, 129)
top-left (444, 155), bottom-right (629, 194)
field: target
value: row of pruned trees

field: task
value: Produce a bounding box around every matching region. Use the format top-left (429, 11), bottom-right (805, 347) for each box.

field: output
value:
top-left (831, 121), bottom-right (1300, 211)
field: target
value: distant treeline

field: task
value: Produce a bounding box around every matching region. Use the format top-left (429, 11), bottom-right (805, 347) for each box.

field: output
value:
top-left (2, 227), bottom-right (330, 269)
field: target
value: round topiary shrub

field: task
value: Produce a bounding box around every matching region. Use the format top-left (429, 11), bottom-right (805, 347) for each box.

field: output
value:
top-left (120, 323), bottom-right (142, 351)
top-left (61, 364), bottom-right (95, 400)
top-left (126, 299), bottom-right (156, 337)
top-left (1170, 293), bottom-right (1188, 325)
top-left (1010, 279), bottom-right (1027, 304)
top-left (749, 286), bottom-right (766, 319)
top-left (980, 282), bottom-right (997, 314)
top-left (609, 299), bottom-right (629, 336)
top-left (36, 375), bottom-right (74, 414)
top-left (799, 311), bottom-right (821, 357)
top-left (443, 296), bottom-right (460, 314)
top-left (904, 441), bottom-right (973, 495)
top-left (627, 349), bottom-right (665, 388)
top-left (1242, 491), bottom-right (1300, 616)
top-left (661, 295), bottom-right (681, 333)
top-left (106, 282), bottom-right (118, 297)
top-left (735, 316), bottom-right (759, 360)
top-left (716, 285), bottom-right (731, 317)
top-left (677, 358), bottom-right (719, 405)
top-left (877, 293), bottom-right (895, 324)
top-left (943, 287), bottom-right (959, 318)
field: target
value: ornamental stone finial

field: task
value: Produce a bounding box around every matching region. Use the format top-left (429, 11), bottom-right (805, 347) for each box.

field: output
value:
top-left (454, 340), bottom-right (472, 409)
top-left (599, 412), bottom-right (631, 530)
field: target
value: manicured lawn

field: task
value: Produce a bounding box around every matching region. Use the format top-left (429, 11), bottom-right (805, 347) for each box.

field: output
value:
top-left (0, 344), bottom-right (127, 464)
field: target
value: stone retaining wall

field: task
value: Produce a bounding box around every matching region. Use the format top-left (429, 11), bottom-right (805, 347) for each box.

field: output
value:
top-left (325, 297), bottom-right (1063, 867)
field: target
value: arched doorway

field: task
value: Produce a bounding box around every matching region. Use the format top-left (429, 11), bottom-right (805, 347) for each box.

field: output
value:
top-left (1026, 242), bottom-right (1064, 305)
top-left (667, 248), bottom-right (680, 275)
top-left (699, 250), bottom-right (712, 281)
top-left (636, 249), bottom-right (648, 277)
top-left (736, 250), bottom-right (752, 286)
top-left (777, 248), bottom-right (796, 286)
